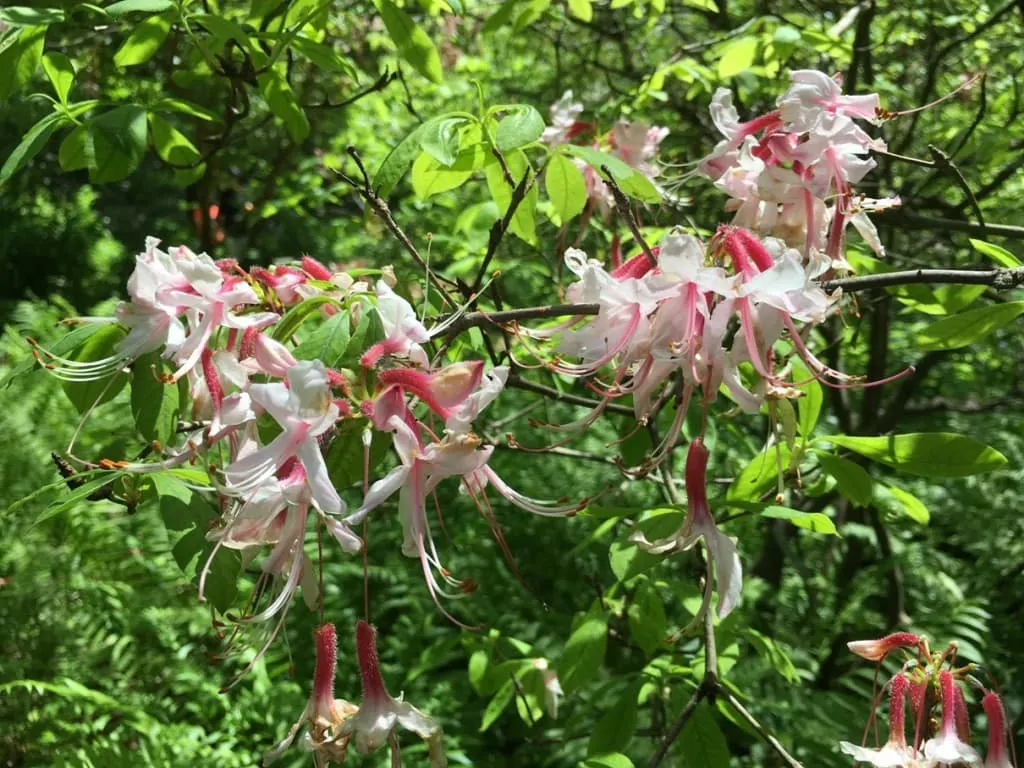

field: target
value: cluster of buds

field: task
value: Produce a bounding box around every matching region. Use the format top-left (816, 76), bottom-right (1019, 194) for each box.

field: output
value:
top-left (842, 633), bottom-right (1015, 767)
top-left (541, 89), bottom-right (669, 215)
top-left (701, 69), bottom-right (900, 264)
top-left (264, 622), bottom-right (445, 767)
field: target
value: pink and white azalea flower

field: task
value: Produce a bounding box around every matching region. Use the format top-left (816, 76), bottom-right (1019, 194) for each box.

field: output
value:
top-left (223, 360), bottom-right (343, 515)
top-left (611, 120), bottom-right (669, 179)
top-left (333, 621), bottom-right (447, 767)
top-left (846, 632), bottom-right (922, 662)
top-left (778, 69), bottom-right (882, 133)
top-left (541, 90), bottom-right (586, 146)
top-left (361, 280), bottom-right (432, 368)
top-left (982, 691), bottom-right (1013, 768)
top-left (839, 673), bottom-right (923, 767)
top-left (923, 671), bottom-right (982, 766)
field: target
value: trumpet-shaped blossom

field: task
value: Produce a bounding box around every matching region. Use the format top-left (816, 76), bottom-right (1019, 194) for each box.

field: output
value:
top-left (631, 438), bottom-right (742, 618)
top-left (982, 692), bottom-right (1014, 768)
top-left (263, 623), bottom-right (358, 767)
top-left (223, 361), bottom-right (343, 515)
top-left (840, 673), bottom-right (922, 767)
top-left (333, 621), bottom-right (447, 767)
top-left (361, 280), bottom-right (431, 368)
top-left (847, 632), bottom-right (922, 662)
top-left (923, 671), bottom-right (982, 766)
top-left (778, 69), bottom-right (881, 132)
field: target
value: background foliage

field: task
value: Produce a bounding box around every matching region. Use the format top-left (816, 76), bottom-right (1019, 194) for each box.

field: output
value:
top-left (2, 0), bottom-right (1023, 766)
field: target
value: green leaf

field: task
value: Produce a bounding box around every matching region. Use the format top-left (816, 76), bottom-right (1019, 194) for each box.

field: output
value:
top-left (759, 505), bottom-right (838, 535)
top-left (35, 472), bottom-right (123, 524)
top-left (557, 608), bottom-right (607, 694)
top-left (545, 151), bottom-right (588, 221)
top-left (609, 510), bottom-right (683, 582)
top-left (588, 683), bottom-right (640, 755)
top-left (717, 36), bottom-right (758, 79)
top-left (567, 0), bottom-right (593, 21)
top-left (677, 704), bottom-right (730, 767)
top-left (271, 295), bottom-right (346, 341)
top-left (57, 124), bottom-right (94, 170)
top-left (375, 0), bottom-right (443, 84)
top-left (0, 111), bottom-right (65, 186)
top-left (411, 145), bottom-right (482, 199)
top-left (628, 581), bottom-right (666, 657)
top-left (822, 433), bottom-right (1008, 477)
top-left (970, 238), bottom-right (1022, 268)
top-left (562, 144), bottom-right (660, 203)
top-left (148, 112), bottom-right (200, 165)
top-left (880, 484), bottom-right (930, 525)
top-left (105, 0), bottom-right (174, 15)
top-left (42, 52), bottom-right (74, 103)
top-left (485, 148), bottom-right (537, 244)
top-left (916, 301), bottom-right (1024, 351)
top-left (149, 96), bottom-right (221, 122)
top-left (130, 351), bottom-right (184, 447)
top-left (0, 7), bottom-right (64, 25)
top-left (374, 115), bottom-right (459, 197)
top-left (814, 452), bottom-right (873, 506)
top-left (258, 69), bottom-right (310, 142)
top-left (60, 325), bottom-right (129, 413)
top-left (584, 756), bottom-right (634, 768)
top-left (148, 474), bottom-right (240, 612)
top-left (191, 13), bottom-right (255, 51)
top-left (514, 0), bottom-right (550, 29)
top-left (420, 116), bottom-right (470, 166)
top-left (325, 418), bottom-right (390, 490)
top-left (87, 105), bottom-right (148, 183)
top-left (288, 36), bottom-right (357, 76)
top-left (494, 104), bottom-right (545, 151)
top-left (727, 443), bottom-right (790, 502)
top-left (293, 311), bottom-right (351, 367)
top-left (480, 679), bottom-right (514, 731)
top-left (790, 358), bottom-right (822, 437)
top-left (0, 25), bottom-right (47, 103)
top-left (482, 0), bottom-right (519, 34)
top-left (113, 12), bottom-right (172, 66)
top-left (338, 302), bottom-right (386, 368)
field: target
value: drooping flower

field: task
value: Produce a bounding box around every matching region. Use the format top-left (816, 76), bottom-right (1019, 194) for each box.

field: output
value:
top-left (222, 360), bottom-right (343, 515)
top-left (982, 691), bottom-right (1014, 768)
top-left (777, 69), bottom-right (882, 133)
top-left (840, 673), bottom-right (923, 767)
top-left (263, 623), bottom-right (358, 767)
top-left (333, 620), bottom-right (447, 767)
top-left (360, 280), bottom-right (431, 368)
top-left (923, 671), bottom-right (982, 766)
top-left (631, 438), bottom-right (742, 618)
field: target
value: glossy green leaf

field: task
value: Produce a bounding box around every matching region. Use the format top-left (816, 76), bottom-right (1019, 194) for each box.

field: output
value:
top-left (677, 704), bottom-right (730, 767)
top-left (149, 96), bottom-right (221, 122)
top-left (482, 0), bottom-right (518, 34)
top-left (628, 581), bottom-right (666, 657)
top-left (411, 145), bottom-right (484, 199)
top-left (584, 756), bottom-right (634, 768)
top-left (814, 452), bottom-right (873, 506)
top-left (484, 148), bottom-right (537, 244)
top-left (759, 505), bottom-right (838, 535)
top-left (562, 144), bottom-right (660, 203)
top-left (727, 443), bottom-right (790, 502)
top-left (258, 69), bottom-right (310, 142)
top-left (0, 25), bottom-right (47, 102)
top-left (148, 113), bottom-right (200, 165)
top-left (568, 0), bottom-right (593, 21)
top-left (148, 474), bottom-right (239, 612)
top-left (479, 679), bottom-right (514, 731)
top-left (293, 311), bottom-right (350, 367)
top-left (35, 472), bottom-right (123, 524)
top-left (790, 358), bottom-right (822, 437)
top-left (60, 324), bottom-right (129, 413)
top-left (376, 0), bottom-right (443, 84)
top-left (970, 238), bottom-right (1022, 268)
top-left (130, 351), bottom-right (184, 447)
top-left (588, 683), bottom-right (639, 755)
top-left (420, 116), bottom-right (470, 167)
top-left (823, 433), bottom-right (1008, 477)
top-left (374, 115), bottom-right (450, 197)
top-left (87, 105), bottom-right (148, 183)
top-left (58, 124), bottom-right (95, 171)
top-left (880, 484), bottom-right (930, 525)
top-left (0, 111), bottom-right (65, 186)
top-left (717, 36), bottom-right (758, 78)
top-left (916, 301), bottom-right (1024, 351)
top-left (0, 7), bottom-right (65, 24)
top-left (288, 36), bottom-right (358, 76)
top-left (545, 152), bottom-right (588, 221)
top-left (494, 104), bottom-right (544, 151)
top-left (42, 52), bottom-right (74, 103)
top-left (114, 13), bottom-right (171, 66)
top-left (557, 609), bottom-right (607, 694)
top-left (270, 296), bottom-right (346, 342)
top-left (105, 0), bottom-right (173, 15)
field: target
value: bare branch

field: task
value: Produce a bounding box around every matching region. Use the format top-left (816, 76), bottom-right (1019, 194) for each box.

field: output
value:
top-left (822, 266), bottom-right (1024, 293)
top-left (601, 167), bottom-right (658, 267)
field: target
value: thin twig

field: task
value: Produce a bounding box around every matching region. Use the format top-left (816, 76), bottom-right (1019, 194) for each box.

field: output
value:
top-left (822, 266), bottom-right (1024, 293)
top-left (720, 688), bottom-right (804, 768)
top-left (437, 302), bottom-right (600, 334)
top-left (304, 69), bottom-right (397, 109)
top-left (336, 147), bottom-right (460, 309)
top-left (601, 167), bottom-right (658, 267)
top-left (506, 374), bottom-right (635, 417)
top-left (927, 144), bottom-right (985, 227)
top-left (473, 169), bottom-right (538, 290)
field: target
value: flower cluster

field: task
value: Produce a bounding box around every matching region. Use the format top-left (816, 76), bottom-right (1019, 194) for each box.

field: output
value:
top-left (841, 633), bottom-right (1014, 768)
top-left (542, 89), bottom-right (669, 215)
top-left (701, 69), bottom-right (900, 264)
